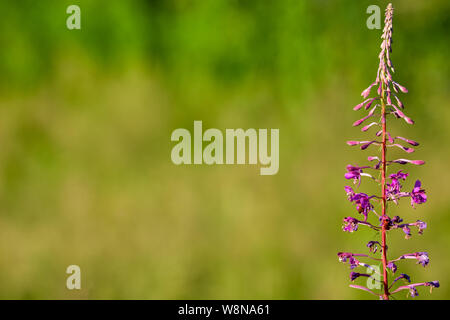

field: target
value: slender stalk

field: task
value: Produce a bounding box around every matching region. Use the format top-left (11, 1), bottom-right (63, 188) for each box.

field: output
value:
top-left (340, 3), bottom-right (439, 300)
top-left (380, 85), bottom-right (389, 300)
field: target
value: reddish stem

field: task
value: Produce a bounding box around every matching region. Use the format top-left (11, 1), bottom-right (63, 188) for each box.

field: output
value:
top-left (381, 88), bottom-right (389, 300)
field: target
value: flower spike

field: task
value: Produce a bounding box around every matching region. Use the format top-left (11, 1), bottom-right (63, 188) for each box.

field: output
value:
top-left (337, 3), bottom-right (438, 300)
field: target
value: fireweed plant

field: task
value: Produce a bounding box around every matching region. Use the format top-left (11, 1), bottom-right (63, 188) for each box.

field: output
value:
top-left (337, 4), bottom-right (439, 300)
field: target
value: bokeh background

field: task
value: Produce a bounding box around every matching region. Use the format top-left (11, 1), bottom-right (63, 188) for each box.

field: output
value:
top-left (0, 0), bottom-right (448, 299)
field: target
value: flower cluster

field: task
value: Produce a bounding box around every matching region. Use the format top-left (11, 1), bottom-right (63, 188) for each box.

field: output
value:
top-left (338, 3), bottom-right (439, 299)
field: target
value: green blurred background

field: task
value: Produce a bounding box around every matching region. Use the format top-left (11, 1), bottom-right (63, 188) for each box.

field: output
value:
top-left (0, 0), bottom-right (448, 299)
